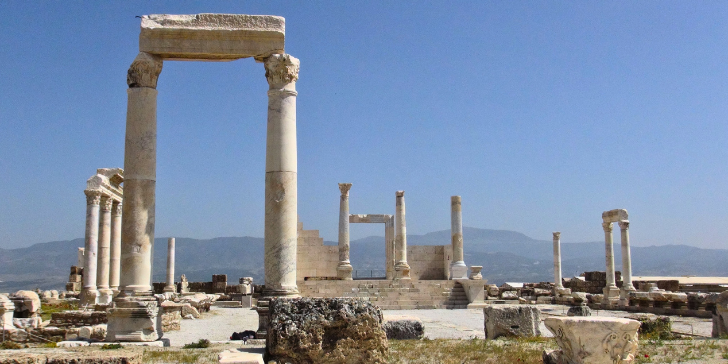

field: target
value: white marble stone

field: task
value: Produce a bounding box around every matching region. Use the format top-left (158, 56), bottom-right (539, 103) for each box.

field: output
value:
top-left (77, 247), bottom-right (85, 269)
top-left (97, 196), bottom-right (113, 304)
top-left (543, 316), bottom-right (640, 364)
top-left (263, 54), bottom-right (299, 297)
top-left (618, 220), bottom-right (635, 300)
top-left (0, 295), bottom-right (14, 330)
top-left (106, 297), bottom-right (162, 342)
top-left (601, 222), bottom-right (619, 300)
top-left (139, 14), bottom-right (285, 61)
top-left (164, 238), bottom-right (176, 293)
top-left (450, 196), bottom-right (468, 280)
top-left (337, 183), bottom-right (353, 280)
top-left (553, 232), bottom-right (563, 290)
top-left (394, 191), bottom-right (411, 279)
top-left (81, 190), bottom-right (101, 305)
top-left (109, 202), bottom-right (122, 293)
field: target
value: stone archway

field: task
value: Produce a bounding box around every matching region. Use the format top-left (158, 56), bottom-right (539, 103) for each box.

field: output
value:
top-left (106, 14), bottom-right (300, 342)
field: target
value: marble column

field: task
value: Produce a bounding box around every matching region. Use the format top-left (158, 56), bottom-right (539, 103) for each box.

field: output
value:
top-left (385, 215), bottom-right (395, 280)
top-left (97, 196), bottom-right (113, 304)
top-left (81, 190), bottom-right (101, 305)
top-left (394, 191), bottom-right (411, 279)
top-left (109, 202), bottom-right (122, 293)
top-left (164, 238), bottom-right (176, 293)
top-left (553, 232), bottom-right (563, 289)
top-left (450, 196), bottom-right (468, 279)
top-left (106, 52), bottom-right (163, 343)
top-left (337, 183), bottom-right (353, 280)
top-left (619, 220), bottom-right (635, 297)
top-left (602, 222), bottom-right (620, 299)
top-left (262, 54), bottom-right (300, 297)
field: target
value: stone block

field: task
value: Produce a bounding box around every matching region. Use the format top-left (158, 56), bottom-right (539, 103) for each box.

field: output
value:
top-left (79, 324), bottom-right (107, 341)
top-left (218, 349), bottom-right (265, 364)
top-left (105, 297), bottom-right (161, 342)
top-left (0, 295), bottom-right (14, 330)
top-left (483, 305), bottom-right (541, 340)
top-left (501, 291), bottom-right (518, 300)
top-left (543, 317), bottom-right (640, 364)
top-left (382, 315), bottom-right (424, 340)
top-left (267, 297), bottom-right (388, 364)
top-left (10, 290), bottom-right (40, 318)
top-left (567, 305), bottom-right (592, 317)
top-left (140, 14), bottom-right (285, 61)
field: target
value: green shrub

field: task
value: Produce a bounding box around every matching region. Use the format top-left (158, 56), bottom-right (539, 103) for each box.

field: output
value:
top-left (182, 339), bottom-right (210, 349)
top-left (101, 343), bottom-right (123, 350)
top-left (0, 341), bottom-right (22, 350)
top-left (636, 316), bottom-right (677, 340)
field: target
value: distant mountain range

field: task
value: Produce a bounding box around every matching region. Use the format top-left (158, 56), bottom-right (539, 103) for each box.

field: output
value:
top-left (2, 227), bottom-right (727, 293)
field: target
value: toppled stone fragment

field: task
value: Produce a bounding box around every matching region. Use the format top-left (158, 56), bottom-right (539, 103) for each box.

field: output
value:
top-left (567, 305), bottom-right (592, 317)
top-left (266, 297), bottom-right (388, 364)
top-left (483, 305), bottom-right (541, 340)
top-left (543, 316), bottom-right (640, 364)
top-left (383, 315), bottom-right (424, 340)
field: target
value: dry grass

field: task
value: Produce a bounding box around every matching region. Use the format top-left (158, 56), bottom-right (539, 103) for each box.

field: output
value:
top-left (634, 338), bottom-right (728, 363)
top-left (40, 301), bottom-right (78, 321)
top-left (388, 337), bottom-right (556, 364)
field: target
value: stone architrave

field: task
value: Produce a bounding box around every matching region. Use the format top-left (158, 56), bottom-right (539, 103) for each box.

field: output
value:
top-left (618, 220), bottom-right (635, 300)
top-left (97, 196), bottom-right (114, 304)
top-left (337, 183), bottom-right (353, 280)
top-left (543, 316), bottom-right (640, 364)
top-left (394, 191), bottom-right (411, 279)
top-left (450, 196), bottom-right (468, 280)
top-left (164, 238), bottom-right (176, 293)
top-left (601, 222), bottom-right (620, 300)
top-left (81, 190), bottom-right (102, 306)
top-left (263, 53), bottom-right (300, 297)
top-left (349, 214), bottom-right (396, 279)
top-left (109, 202), bottom-right (122, 293)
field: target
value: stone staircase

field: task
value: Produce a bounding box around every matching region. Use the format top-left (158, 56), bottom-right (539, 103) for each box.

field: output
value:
top-left (298, 279), bottom-right (471, 309)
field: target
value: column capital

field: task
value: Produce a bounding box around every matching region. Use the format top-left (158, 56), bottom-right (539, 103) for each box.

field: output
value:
top-left (602, 222), bottom-right (613, 232)
top-left (618, 220), bottom-right (630, 230)
top-left (127, 52), bottom-right (163, 88)
top-left (112, 202), bottom-right (123, 216)
top-left (338, 183), bottom-right (352, 196)
top-left (100, 196), bottom-right (114, 211)
top-left (264, 54), bottom-right (299, 90)
top-left (451, 195), bottom-right (461, 205)
top-left (553, 232), bottom-right (561, 239)
top-left (84, 190), bottom-right (102, 205)
top-left (396, 190), bottom-right (405, 198)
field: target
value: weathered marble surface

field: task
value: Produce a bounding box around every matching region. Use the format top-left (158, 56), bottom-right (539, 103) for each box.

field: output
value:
top-left (383, 315), bottom-right (424, 340)
top-left (0, 295), bottom-right (14, 330)
top-left (140, 14), bottom-right (285, 61)
top-left (483, 305), bottom-right (540, 339)
top-left (543, 316), bottom-right (640, 364)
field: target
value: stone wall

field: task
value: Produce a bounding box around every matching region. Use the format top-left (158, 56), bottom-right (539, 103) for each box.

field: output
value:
top-left (297, 222), bottom-right (338, 281)
top-left (407, 246), bottom-right (448, 280)
top-left (565, 271), bottom-right (623, 294)
top-left (49, 311), bottom-right (107, 327)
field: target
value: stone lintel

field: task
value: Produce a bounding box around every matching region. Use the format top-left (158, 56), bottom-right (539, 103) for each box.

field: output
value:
top-left (349, 214), bottom-right (392, 224)
top-left (139, 14), bottom-right (285, 61)
top-left (602, 208), bottom-right (628, 223)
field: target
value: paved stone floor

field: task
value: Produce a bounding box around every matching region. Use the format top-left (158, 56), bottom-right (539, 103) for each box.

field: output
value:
top-left (161, 304), bottom-right (713, 346)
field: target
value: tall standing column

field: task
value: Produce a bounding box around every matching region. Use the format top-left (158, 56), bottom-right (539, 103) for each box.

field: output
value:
top-left (602, 222), bottom-right (620, 300)
top-left (263, 54), bottom-right (300, 297)
top-left (164, 238), bottom-right (176, 293)
top-left (97, 196), bottom-right (113, 304)
top-left (553, 232), bottom-right (563, 289)
top-left (109, 202), bottom-right (122, 293)
top-left (337, 183), bottom-right (353, 280)
top-left (450, 196), bottom-right (468, 279)
top-left (619, 220), bottom-right (635, 297)
top-left (385, 215), bottom-right (395, 280)
top-left (81, 190), bottom-right (101, 305)
top-left (394, 191), bottom-right (411, 279)
top-left (106, 52), bottom-right (163, 343)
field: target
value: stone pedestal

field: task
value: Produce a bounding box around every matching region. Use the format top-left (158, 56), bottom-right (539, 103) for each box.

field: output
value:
top-left (469, 265), bottom-right (483, 280)
top-left (394, 191), bottom-right (411, 279)
top-left (336, 183), bottom-right (353, 280)
top-left (459, 279), bottom-right (486, 308)
top-left (106, 296), bottom-right (162, 342)
top-left (543, 317), bottom-right (640, 364)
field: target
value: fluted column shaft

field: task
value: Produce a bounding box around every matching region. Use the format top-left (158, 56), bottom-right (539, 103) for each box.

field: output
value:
top-left (263, 54), bottom-right (300, 297)
top-left (119, 52), bottom-right (163, 296)
top-left (394, 191), bottom-right (411, 279)
top-left (337, 183), bottom-right (353, 280)
top-left (553, 232), bottom-right (563, 289)
top-left (619, 221), bottom-right (634, 291)
top-left (82, 190), bottom-right (101, 305)
top-left (97, 196), bottom-right (113, 303)
top-left (109, 202), bottom-right (122, 292)
top-left (164, 238), bottom-right (176, 292)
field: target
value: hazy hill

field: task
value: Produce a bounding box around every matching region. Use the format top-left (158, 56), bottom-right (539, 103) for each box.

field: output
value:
top-left (2, 227), bottom-right (727, 292)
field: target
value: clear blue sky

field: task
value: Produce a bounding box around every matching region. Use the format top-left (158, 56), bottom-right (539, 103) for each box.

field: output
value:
top-left (1, 2), bottom-right (727, 249)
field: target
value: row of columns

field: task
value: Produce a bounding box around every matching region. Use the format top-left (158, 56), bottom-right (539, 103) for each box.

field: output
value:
top-left (81, 191), bottom-right (122, 306)
top-left (551, 217), bottom-right (635, 303)
top-left (335, 186), bottom-right (469, 281)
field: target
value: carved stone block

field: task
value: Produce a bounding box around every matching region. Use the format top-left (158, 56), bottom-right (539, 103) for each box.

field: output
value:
top-left (543, 317), bottom-right (640, 364)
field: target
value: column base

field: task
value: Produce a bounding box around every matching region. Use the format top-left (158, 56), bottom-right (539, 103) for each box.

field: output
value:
top-left (394, 263), bottom-right (411, 280)
top-left (162, 286), bottom-right (177, 293)
top-left (262, 287), bottom-right (300, 298)
top-left (98, 288), bottom-right (114, 305)
top-left (336, 263), bottom-right (353, 280)
top-left (255, 299), bottom-right (270, 339)
top-left (603, 285), bottom-right (620, 299)
top-left (620, 286), bottom-right (636, 300)
top-left (106, 296), bottom-right (161, 342)
top-left (450, 262), bottom-right (468, 280)
top-left (79, 289), bottom-right (99, 307)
